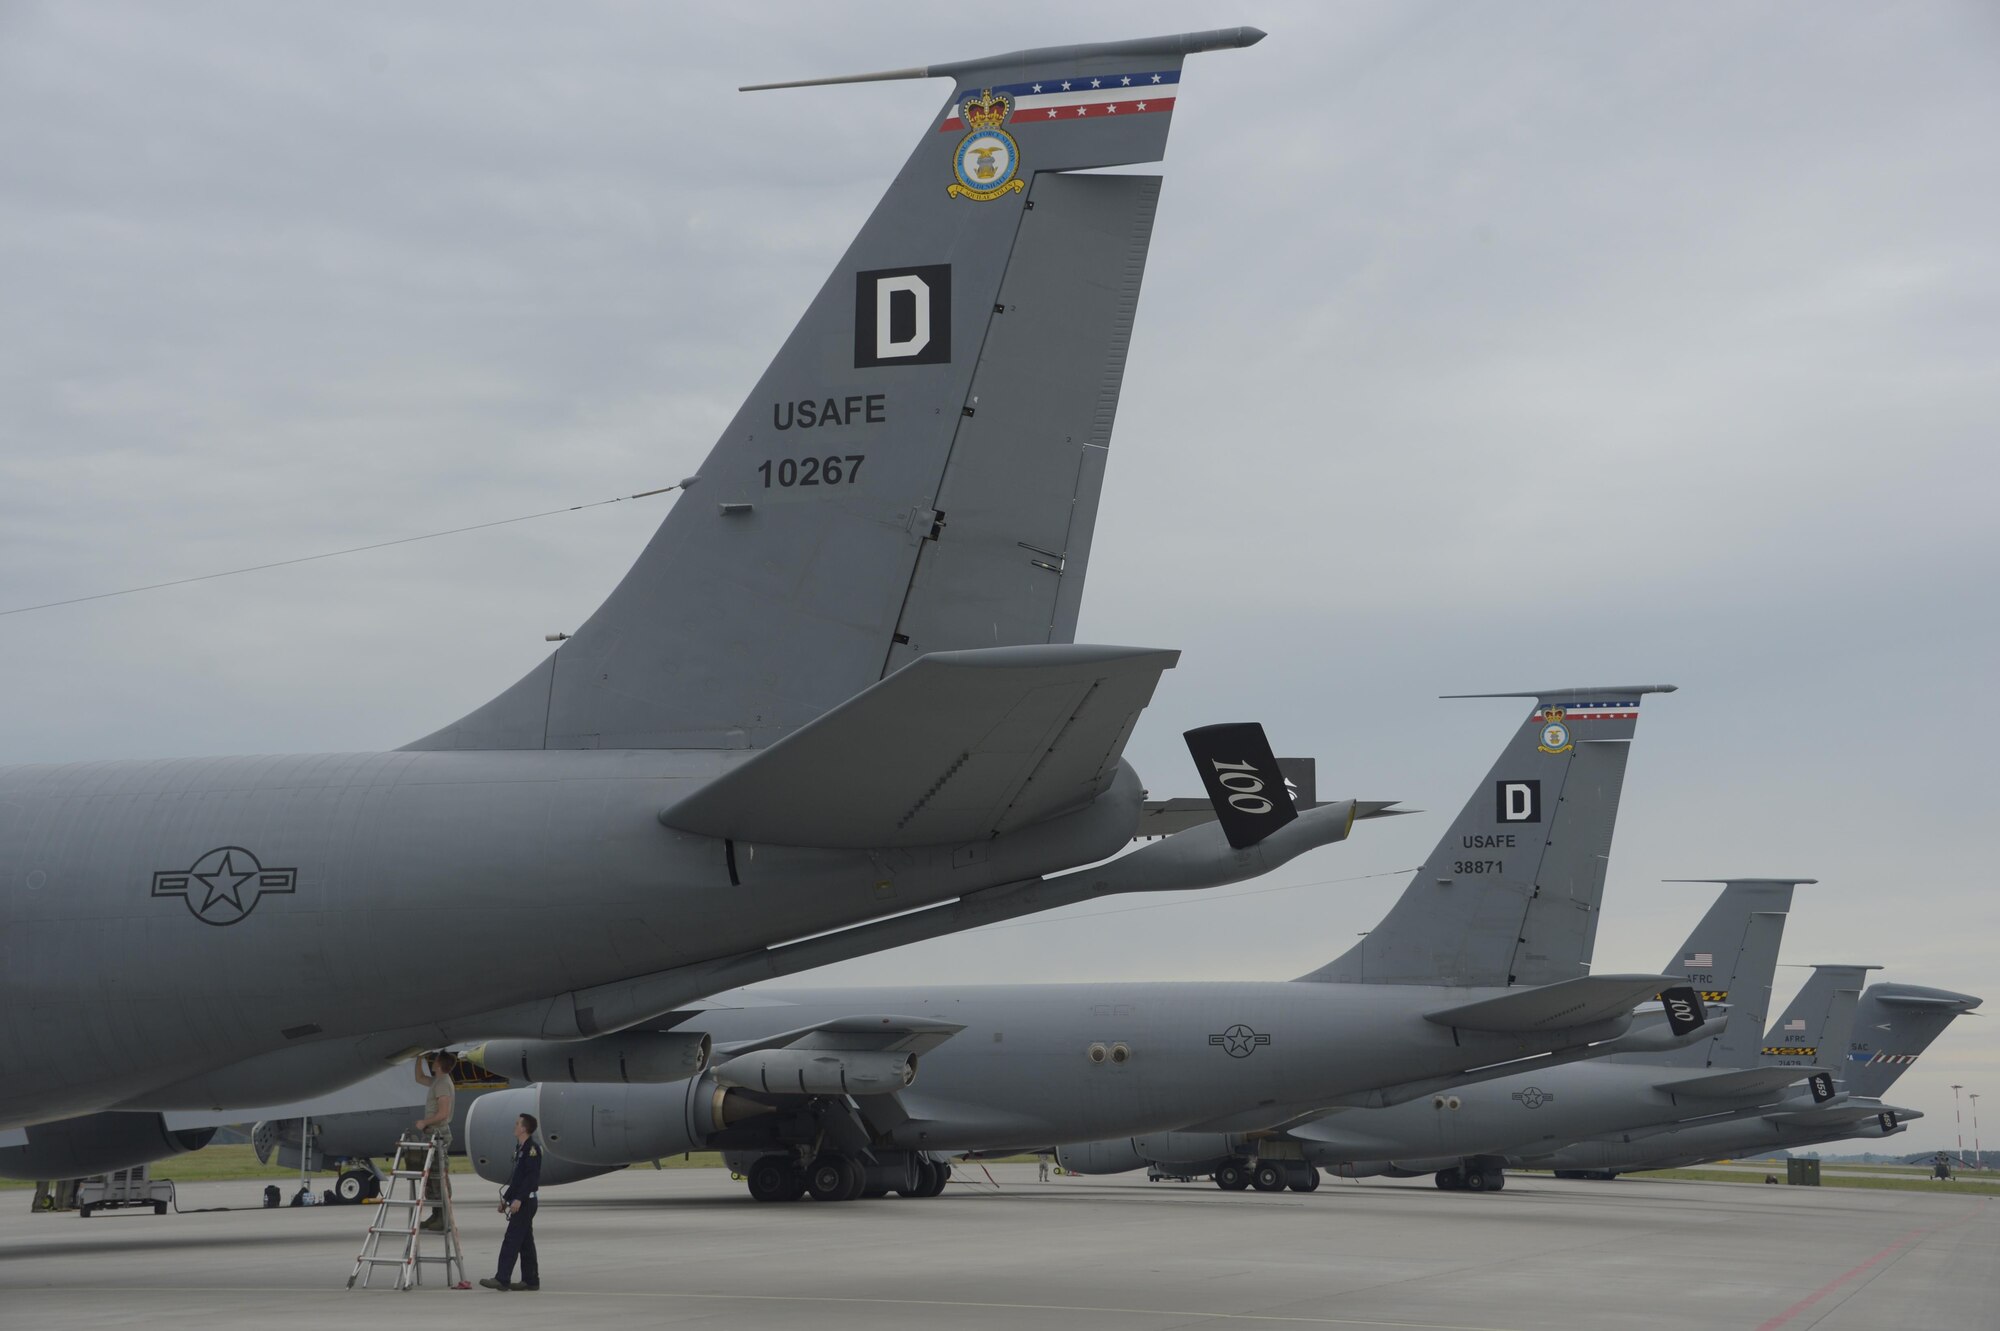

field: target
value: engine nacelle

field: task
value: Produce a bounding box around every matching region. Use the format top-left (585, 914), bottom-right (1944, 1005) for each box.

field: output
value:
top-left (1131, 1131), bottom-right (1235, 1168)
top-left (712, 1048), bottom-right (915, 1097)
top-left (1054, 1139), bottom-right (1151, 1176)
top-left (465, 1085), bottom-right (622, 1186)
top-left (464, 1031), bottom-right (711, 1084)
top-left (0, 1112), bottom-right (216, 1181)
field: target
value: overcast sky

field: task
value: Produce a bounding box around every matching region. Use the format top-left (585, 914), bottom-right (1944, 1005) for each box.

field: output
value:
top-left (3, 2), bottom-right (1996, 1150)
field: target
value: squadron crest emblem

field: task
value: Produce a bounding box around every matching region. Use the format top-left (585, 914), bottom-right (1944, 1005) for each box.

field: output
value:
top-left (948, 89), bottom-right (1026, 202)
top-left (1535, 705), bottom-right (1573, 755)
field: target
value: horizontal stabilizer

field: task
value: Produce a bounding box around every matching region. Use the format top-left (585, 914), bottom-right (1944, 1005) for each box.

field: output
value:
top-left (712, 1015), bottom-right (965, 1061)
top-left (1136, 788), bottom-right (1403, 839)
top-left (1768, 1099), bottom-right (1916, 1128)
top-left (1425, 974), bottom-right (1681, 1033)
top-left (1874, 990), bottom-right (1980, 1008)
top-left (1653, 1066), bottom-right (1814, 1099)
top-left (658, 644), bottom-right (1175, 847)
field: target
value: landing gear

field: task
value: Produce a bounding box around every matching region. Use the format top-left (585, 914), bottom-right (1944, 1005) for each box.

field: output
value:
top-left (1250, 1162), bottom-right (1288, 1192)
top-left (335, 1167), bottom-right (378, 1205)
top-left (1287, 1165), bottom-right (1321, 1193)
top-left (747, 1156), bottom-right (805, 1203)
top-left (913, 1158), bottom-right (950, 1198)
top-left (807, 1153), bottom-right (865, 1202)
top-left (1214, 1161), bottom-right (1250, 1191)
top-left (1441, 1164), bottom-right (1503, 1192)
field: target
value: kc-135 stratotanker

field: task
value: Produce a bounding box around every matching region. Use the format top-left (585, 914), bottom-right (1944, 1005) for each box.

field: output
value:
top-left (442, 686), bottom-right (1711, 1203)
top-left (0, 29), bottom-right (1425, 1172)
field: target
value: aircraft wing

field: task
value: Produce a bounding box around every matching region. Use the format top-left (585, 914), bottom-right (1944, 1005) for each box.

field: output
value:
top-left (711, 1015), bottom-right (967, 1061)
top-left (1424, 974), bottom-right (1684, 1033)
top-left (658, 643), bottom-right (1176, 847)
top-left (1652, 1066), bottom-right (1818, 1099)
top-left (154, 1066), bottom-right (424, 1132)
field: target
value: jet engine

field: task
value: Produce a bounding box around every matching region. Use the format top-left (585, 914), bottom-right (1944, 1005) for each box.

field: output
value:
top-left (711, 1048), bottom-right (915, 1097)
top-left (463, 1031), bottom-right (711, 1084)
top-left (464, 1085), bottom-right (620, 1187)
top-left (0, 1112), bottom-right (216, 1181)
top-left (1054, 1138), bottom-right (1151, 1176)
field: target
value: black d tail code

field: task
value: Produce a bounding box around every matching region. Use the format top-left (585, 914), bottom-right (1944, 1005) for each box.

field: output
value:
top-left (854, 265), bottom-right (952, 368)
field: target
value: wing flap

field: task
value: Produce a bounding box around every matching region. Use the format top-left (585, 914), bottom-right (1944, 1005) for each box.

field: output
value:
top-left (657, 643), bottom-right (1176, 847)
top-left (1424, 973), bottom-right (1680, 1033)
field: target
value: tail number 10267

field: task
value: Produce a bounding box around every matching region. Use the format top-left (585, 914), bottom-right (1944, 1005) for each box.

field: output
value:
top-left (758, 455), bottom-right (866, 489)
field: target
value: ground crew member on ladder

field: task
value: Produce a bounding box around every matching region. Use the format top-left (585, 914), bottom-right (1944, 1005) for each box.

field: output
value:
top-left (412, 1050), bottom-right (456, 1231)
top-left (480, 1113), bottom-right (542, 1292)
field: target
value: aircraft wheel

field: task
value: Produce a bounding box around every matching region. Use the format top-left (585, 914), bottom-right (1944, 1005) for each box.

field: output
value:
top-left (747, 1157), bottom-right (798, 1203)
top-left (1250, 1162), bottom-right (1287, 1192)
top-left (861, 1185), bottom-right (890, 1199)
top-left (1289, 1166), bottom-right (1321, 1193)
top-left (1483, 1168), bottom-right (1505, 1192)
top-left (1434, 1168), bottom-right (1463, 1191)
top-left (153, 1201), bottom-right (168, 1215)
top-left (779, 1169), bottom-right (809, 1201)
top-left (921, 1159), bottom-right (951, 1197)
top-left (335, 1168), bottom-right (374, 1204)
top-left (835, 1155), bottom-right (867, 1201)
top-left (1464, 1166), bottom-right (1488, 1192)
top-left (1214, 1162), bottom-right (1250, 1191)
top-left (78, 1204), bottom-right (95, 1218)
top-left (806, 1155), bottom-right (851, 1201)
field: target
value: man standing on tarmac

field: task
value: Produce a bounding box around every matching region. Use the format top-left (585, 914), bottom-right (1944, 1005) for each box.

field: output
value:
top-left (480, 1113), bottom-right (542, 1292)
top-left (412, 1051), bottom-right (457, 1232)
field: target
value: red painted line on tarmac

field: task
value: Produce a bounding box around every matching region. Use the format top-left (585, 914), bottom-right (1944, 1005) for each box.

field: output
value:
top-left (1753, 1226), bottom-right (1929, 1330)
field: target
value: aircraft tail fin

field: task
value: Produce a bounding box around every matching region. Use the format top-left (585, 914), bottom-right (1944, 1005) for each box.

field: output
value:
top-left (404, 29), bottom-right (1261, 753)
top-left (1760, 964), bottom-right (1876, 1070)
top-left (1841, 982), bottom-right (1983, 1098)
top-left (1300, 686), bottom-right (1674, 987)
top-left (1633, 879), bottom-right (1803, 1069)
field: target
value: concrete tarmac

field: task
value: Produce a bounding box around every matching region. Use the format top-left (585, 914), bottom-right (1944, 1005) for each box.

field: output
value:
top-left (3, 1165), bottom-right (1995, 1330)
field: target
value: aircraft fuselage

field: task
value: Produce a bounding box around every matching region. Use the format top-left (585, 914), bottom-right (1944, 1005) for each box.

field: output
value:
top-left (0, 750), bottom-right (1134, 1130)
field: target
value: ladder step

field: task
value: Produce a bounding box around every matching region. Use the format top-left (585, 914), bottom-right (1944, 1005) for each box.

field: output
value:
top-left (378, 1198), bottom-right (420, 1205)
top-left (360, 1256), bottom-right (409, 1264)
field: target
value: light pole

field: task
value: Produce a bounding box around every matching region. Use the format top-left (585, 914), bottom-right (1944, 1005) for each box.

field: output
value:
top-left (1971, 1092), bottom-right (1983, 1169)
top-left (1952, 1084), bottom-right (1965, 1166)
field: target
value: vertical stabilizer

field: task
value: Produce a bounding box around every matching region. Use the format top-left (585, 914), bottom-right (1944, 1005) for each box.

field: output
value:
top-left (1636, 880), bottom-right (1802, 1069)
top-left (404, 29), bottom-right (1263, 752)
top-left (1299, 686), bottom-right (1674, 986)
top-left (1842, 983), bottom-right (1983, 1097)
top-left (1762, 965), bottom-right (1876, 1068)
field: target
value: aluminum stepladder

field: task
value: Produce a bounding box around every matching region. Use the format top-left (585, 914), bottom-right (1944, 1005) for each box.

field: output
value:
top-left (348, 1133), bottom-right (469, 1290)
